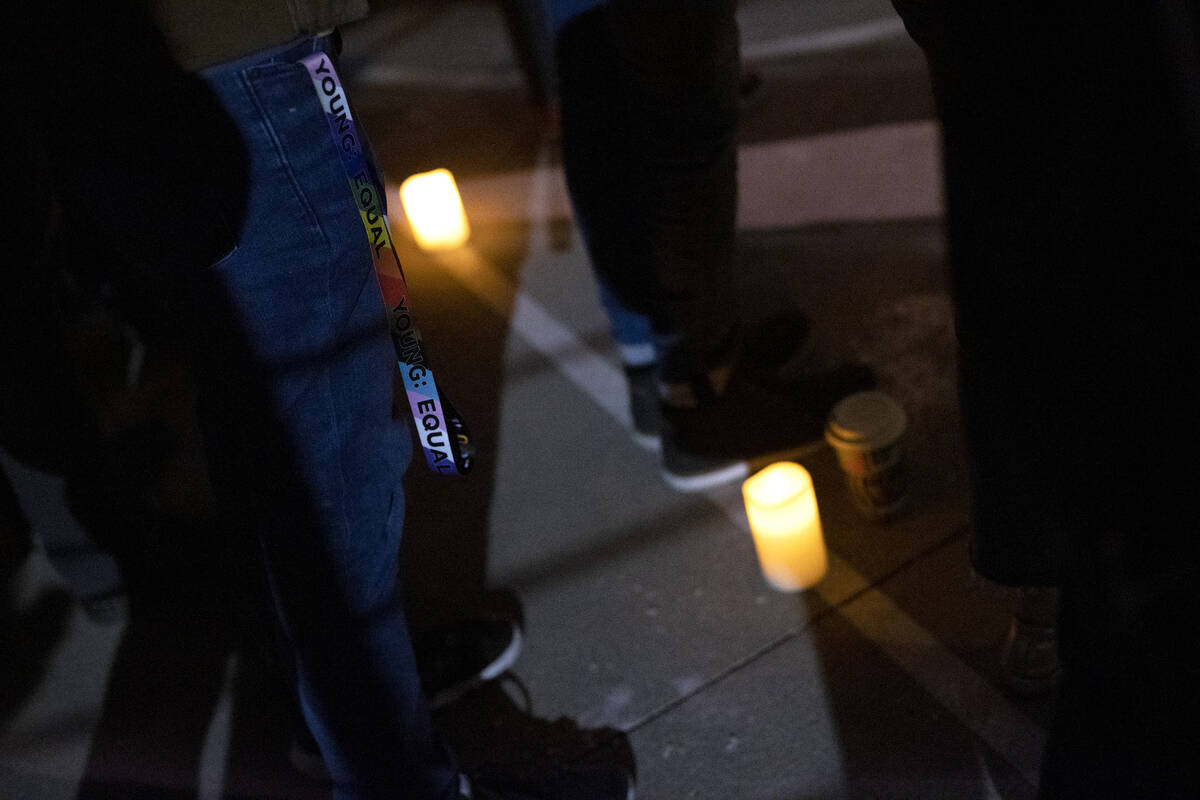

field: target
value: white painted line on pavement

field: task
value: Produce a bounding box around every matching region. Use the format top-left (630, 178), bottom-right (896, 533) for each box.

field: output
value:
top-left (357, 63), bottom-right (524, 90)
top-left (416, 145), bottom-right (634, 431)
top-left (453, 121), bottom-right (943, 230)
top-left (435, 244), bottom-right (634, 431)
top-left (839, 590), bottom-right (1047, 785)
top-left (737, 121), bottom-right (943, 230)
top-left (742, 17), bottom-right (910, 62)
top-left (356, 19), bottom-right (910, 88)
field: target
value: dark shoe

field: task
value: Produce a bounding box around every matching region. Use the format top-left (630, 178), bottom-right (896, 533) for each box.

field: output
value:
top-left (289, 616), bottom-right (523, 781)
top-left (660, 433), bottom-right (752, 492)
top-left (287, 724), bottom-right (330, 783)
top-left (417, 617), bottom-right (524, 709)
top-left (623, 363), bottom-right (661, 452)
top-left (1000, 587), bottom-right (1060, 694)
top-left (461, 762), bottom-right (634, 800)
top-left (80, 592), bottom-right (130, 625)
top-left (741, 311), bottom-right (813, 380)
top-left (660, 362), bottom-right (877, 492)
top-left (622, 312), bottom-right (814, 455)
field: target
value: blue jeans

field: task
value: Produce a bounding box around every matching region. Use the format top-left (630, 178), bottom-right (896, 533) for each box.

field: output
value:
top-left (188, 37), bottom-right (460, 799)
top-left (20, 14), bottom-right (457, 797)
top-left (553, 0), bottom-right (741, 381)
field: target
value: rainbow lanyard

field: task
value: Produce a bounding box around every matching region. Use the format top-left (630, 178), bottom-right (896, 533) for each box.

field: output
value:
top-left (301, 52), bottom-right (472, 476)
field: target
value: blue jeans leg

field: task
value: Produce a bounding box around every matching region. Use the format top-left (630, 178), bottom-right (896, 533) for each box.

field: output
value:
top-left (555, 0), bottom-right (741, 383)
top-left (195, 38), bottom-right (459, 800)
top-left (597, 281), bottom-right (656, 366)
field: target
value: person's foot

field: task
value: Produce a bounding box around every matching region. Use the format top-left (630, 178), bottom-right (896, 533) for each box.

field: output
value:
top-left (1000, 587), bottom-right (1059, 694)
top-left (289, 616), bottom-right (523, 781)
top-left (417, 617), bottom-right (524, 709)
top-left (287, 725), bottom-right (332, 784)
top-left (460, 761), bottom-right (634, 799)
top-left (79, 592), bottom-right (130, 625)
top-left (620, 312), bottom-right (847, 491)
top-left (623, 363), bottom-right (661, 452)
top-left (659, 362), bottom-right (877, 492)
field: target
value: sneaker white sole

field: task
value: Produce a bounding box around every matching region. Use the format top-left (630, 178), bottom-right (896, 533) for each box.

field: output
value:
top-left (661, 460), bottom-right (749, 493)
top-left (428, 625), bottom-right (524, 710)
top-left (631, 430), bottom-right (662, 452)
top-left (479, 624), bottom-right (523, 682)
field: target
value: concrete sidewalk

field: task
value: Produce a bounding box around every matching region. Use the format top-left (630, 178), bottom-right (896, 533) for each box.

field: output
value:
top-left (1, 3), bottom-right (1055, 798)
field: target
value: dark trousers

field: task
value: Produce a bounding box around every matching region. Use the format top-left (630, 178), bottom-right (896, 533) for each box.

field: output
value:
top-left (894, 2), bottom-right (1200, 795)
top-left (1, 133), bottom-right (129, 604)
top-left (555, 0), bottom-right (741, 382)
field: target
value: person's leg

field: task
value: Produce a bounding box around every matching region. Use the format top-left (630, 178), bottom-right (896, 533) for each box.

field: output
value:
top-left (557, 1), bottom-right (869, 492)
top-left (186, 37), bottom-right (459, 800)
top-left (898, 0), bottom-right (1074, 692)
top-left (0, 455), bottom-right (127, 619)
top-left (0, 134), bottom-right (128, 616)
top-left (556, 1), bottom-right (742, 471)
top-left (903, 2), bottom-right (1200, 793)
top-left (555, 0), bottom-right (740, 379)
top-left (554, 2), bottom-right (657, 355)
top-left (600, 0), bottom-right (741, 385)
top-left (1039, 7), bottom-right (1200, 788)
top-left (554, 3), bottom-right (663, 450)
top-left (498, 0), bottom-right (558, 109)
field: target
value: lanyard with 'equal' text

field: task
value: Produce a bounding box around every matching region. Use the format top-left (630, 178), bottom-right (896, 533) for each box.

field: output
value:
top-left (301, 51), bottom-right (472, 476)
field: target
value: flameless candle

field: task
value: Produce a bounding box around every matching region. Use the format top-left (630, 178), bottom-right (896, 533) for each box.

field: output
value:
top-left (399, 168), bottom-right (470, 251)
top-left (742, 462), bottom-right (828, 591)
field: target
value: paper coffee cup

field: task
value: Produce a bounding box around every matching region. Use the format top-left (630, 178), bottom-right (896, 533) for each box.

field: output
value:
top-left (824, 391), bottom-right (908, 520)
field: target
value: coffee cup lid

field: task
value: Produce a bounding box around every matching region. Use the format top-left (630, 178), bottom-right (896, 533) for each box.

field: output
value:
top-left (824, 390), bottom-right (907, 448)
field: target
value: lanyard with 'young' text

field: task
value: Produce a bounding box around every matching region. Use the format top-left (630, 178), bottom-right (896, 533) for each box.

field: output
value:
top-left (301, 51), bottom-right (472, 476)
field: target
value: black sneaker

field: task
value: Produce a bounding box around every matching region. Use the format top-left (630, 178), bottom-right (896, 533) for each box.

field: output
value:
top-left (623, 363), bottom-right (661, 451)
top-left (417, 617), bottom-right (524, 709)
top-left (624, 312), bottom-right (816, 467)
top-left (287, 724), bottom-right (330, 783)
top-left (289, 617), bottom-right (523, 781)
top-left (659, 432), bottom-right (751, 492)
top-left (1000, 587), bottom-right (1060, 694)
top-left (460, 762), bottom-right (635, 800)
top-left (660, 362), bottom-right (877, 492)
top-left (79, 592), bottom-right (130, 625)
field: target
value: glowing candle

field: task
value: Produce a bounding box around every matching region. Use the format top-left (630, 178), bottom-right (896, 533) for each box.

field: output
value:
top-left (742, 462), bottom-right (828, 591)
top-left (399, 168), bottom-right (470, 251)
